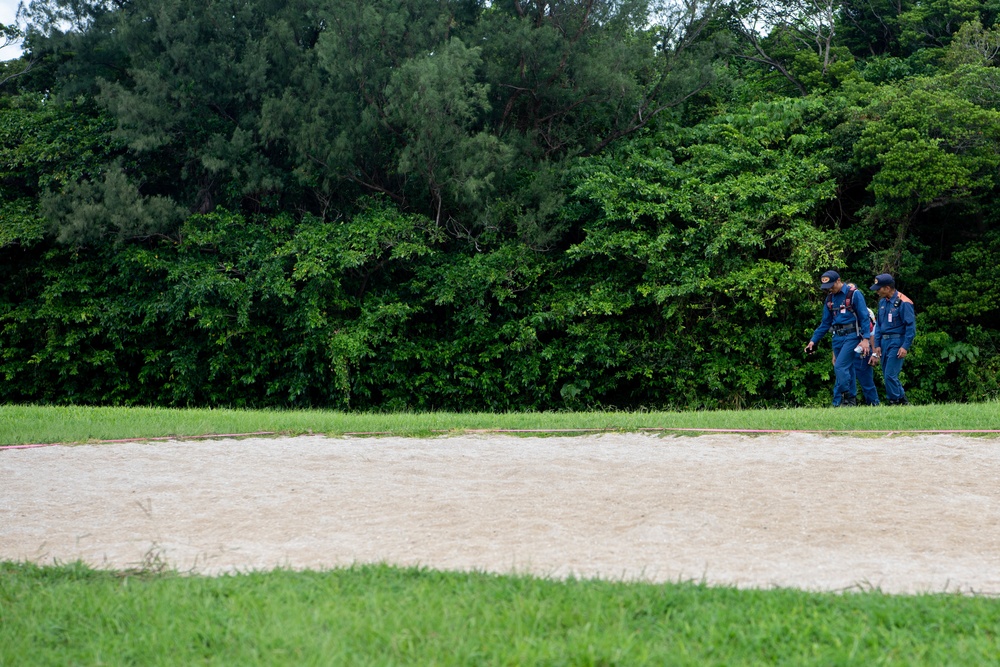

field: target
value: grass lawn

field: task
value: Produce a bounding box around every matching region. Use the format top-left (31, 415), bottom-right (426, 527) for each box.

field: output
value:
top-left (2, 561), bottom-right (999, 666)
top-left (3, 403), bottom-right (999, 664)
top-left (3, 401), bottom-right (999, 446)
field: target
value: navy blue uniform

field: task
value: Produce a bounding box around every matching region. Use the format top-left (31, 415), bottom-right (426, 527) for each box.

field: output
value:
top-left (848, 309), bottom-right (880, 405)
top-left (810, 285), bottom-right (868, 407)
top-left (810, 284), bottom-right (868, 406)
top-left (873, 290), bottom-right (916, 403)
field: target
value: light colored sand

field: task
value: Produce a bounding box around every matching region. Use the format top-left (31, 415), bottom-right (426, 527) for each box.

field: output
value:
top-left (2, 433), bottom-right (999, 594)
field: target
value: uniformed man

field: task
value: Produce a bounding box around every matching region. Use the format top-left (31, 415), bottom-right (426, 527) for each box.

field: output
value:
top-left (804, 270), bottom-right (870, 407)
top-left (835, 304), bottom-right (880, 406)
top-left (870, 273), bottom-right (916, 405)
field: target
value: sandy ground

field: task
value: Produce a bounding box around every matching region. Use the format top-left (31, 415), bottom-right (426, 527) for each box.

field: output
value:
top-left (2, 432), bottom-right (999, 594)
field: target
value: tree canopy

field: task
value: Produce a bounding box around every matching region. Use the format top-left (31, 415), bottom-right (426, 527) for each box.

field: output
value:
top-left (1, 0), bottom-right (998, 408)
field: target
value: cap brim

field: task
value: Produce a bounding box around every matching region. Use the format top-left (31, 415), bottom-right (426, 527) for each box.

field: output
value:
top-left (869, 283), bottom-right (879, 290)
top-left (820, 284), bottom-right (835, 289)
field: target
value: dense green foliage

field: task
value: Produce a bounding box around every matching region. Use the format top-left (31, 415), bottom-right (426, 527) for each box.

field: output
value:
top-left (3, 561), bottom-right (1000, 665)
top-left (2, 0), bottom-right (999, 409)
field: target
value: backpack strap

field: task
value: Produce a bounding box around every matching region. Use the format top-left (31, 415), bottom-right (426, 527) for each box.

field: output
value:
top-left (828, 283), bottom-right (856, 312)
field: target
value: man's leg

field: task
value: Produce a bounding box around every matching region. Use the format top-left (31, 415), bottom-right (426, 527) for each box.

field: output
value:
top-left (845, 355), bottom-right (860, 404)
top-left (833, 348), bottom-right (858, 407)
top-left (856, 355), bottom-right (880, 405)
top-left (882, 340), bottom-right (906, 403)
top-left (832, 336), bottom-right (858, 406)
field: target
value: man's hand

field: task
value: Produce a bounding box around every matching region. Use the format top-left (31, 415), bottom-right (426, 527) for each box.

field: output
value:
top-left (898, 348), bottom-right (908, 359)
top-left (804, 341), bottom-right (816, 355)
top-left (860, 339), bottom-right (871, 355)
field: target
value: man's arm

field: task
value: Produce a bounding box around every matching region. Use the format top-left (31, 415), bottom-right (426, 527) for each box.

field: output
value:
top-left (872, 306), bottom-right (881, 351)
top-left (853, 290), bottom-right (871, 353)
top-left (805, 301), bottom-right (833, 353)
top-left (901, 298), bottom-right (916, 352)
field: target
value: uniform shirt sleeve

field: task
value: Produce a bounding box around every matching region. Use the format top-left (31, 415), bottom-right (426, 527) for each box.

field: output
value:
top-left (811, 298), bottom-right (833, 344)
top-left (852, 289), bottom-right (868, 336)
top-left (901, 299), bottom-right (916, 350)
top-left (872, 301), bottom-right (882, 349)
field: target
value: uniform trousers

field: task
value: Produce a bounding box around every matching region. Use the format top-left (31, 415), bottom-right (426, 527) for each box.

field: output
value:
top-left (881, 338), bottom-right (907, 402)
top-left (852, 354), bottom-right (880, 405)
top-left (831, 334), bottom-right (861, 406)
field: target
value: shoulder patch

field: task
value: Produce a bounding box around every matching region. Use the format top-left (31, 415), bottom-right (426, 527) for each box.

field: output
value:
top-left (897, 292), bottom-right (914, 305)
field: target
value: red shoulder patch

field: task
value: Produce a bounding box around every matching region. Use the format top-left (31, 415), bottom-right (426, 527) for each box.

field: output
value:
top-left (898, 292), bottom-right (914, 305)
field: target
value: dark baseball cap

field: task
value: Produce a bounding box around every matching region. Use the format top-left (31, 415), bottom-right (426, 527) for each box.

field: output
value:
top-left (819, 270), bottom-right (839, 289)
top-left (870, 273), bottom-right (895, 290)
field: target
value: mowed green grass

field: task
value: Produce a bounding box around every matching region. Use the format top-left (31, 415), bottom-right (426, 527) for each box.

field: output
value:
top-left (2, 561), bottom-right (999, 666)
top-left (3, 403), bottom-right (1000, 664)
top-left (2, 401), bottom-right (999, 445)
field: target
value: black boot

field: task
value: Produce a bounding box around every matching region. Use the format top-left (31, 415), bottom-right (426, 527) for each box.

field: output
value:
top-left (842, 393), bottom-right (857, 407)
top-left (897, 396), bottom-right (909, 405)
